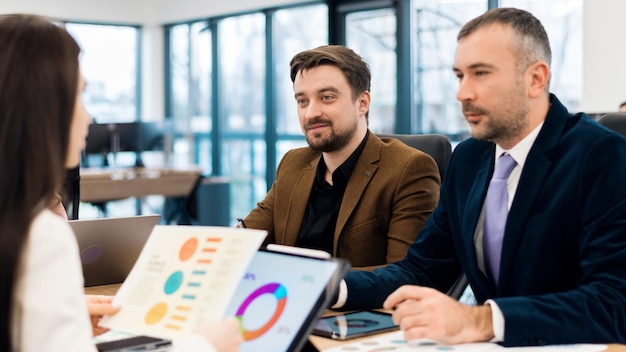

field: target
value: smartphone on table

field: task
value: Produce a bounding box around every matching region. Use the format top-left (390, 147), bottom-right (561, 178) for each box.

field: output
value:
top-left (95, 335), bottom-right (171, 351)
top-left (311, 310), bottom-right (398, 340)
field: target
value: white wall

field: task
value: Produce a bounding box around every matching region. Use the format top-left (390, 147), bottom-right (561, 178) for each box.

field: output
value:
top-left (582, 0), bottom-right (626, 113)
top-left (0, 0), bottom-right (147, 23)
top-left (2, 0), bottom-right (626, 115)
top-left (151, 0), bottom-right (306, 24)
top-left (0, 0), bottom-right (302, 23)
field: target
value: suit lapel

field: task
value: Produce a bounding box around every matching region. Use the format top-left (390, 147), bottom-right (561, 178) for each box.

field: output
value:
top-left (333, 135), bottom-right (381, 253)
top-left (464, 148), bottom-right (496, 295)
top-left (497, 97), bottom-right (565, 292)
top-left (281, 157), bottom-right (317, 246)
top-left (497, 152), bottom-right (551, 291)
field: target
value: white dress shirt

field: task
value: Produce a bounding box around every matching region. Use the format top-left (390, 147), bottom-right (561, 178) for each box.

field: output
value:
top-left (335, 122), bottom-right (545, 342)
top-left (477, 121), bottom-right (544, 341)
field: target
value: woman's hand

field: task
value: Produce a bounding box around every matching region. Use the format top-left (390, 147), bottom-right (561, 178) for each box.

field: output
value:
top-left (85, 295), bottom-right (120, 336)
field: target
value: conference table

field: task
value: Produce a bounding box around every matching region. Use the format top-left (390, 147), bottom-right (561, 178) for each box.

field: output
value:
top-left (85, 284), bottom-right (626, 351)
top-left (79, 167), bottom-right (201, 203)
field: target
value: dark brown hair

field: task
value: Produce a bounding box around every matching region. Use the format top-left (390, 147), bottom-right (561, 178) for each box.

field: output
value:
top-left (289, 45), bottom-right (371, 118)
top-left (0, 14), bottom-right (80, 351)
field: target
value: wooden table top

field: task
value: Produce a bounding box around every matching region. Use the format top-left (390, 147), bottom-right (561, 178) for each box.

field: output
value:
top-left (85, 284), bottom-right (626, 351)
top-left (79, 167), bottom-right (201, 202)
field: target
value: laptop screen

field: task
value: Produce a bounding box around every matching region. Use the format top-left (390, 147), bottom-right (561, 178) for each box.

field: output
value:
top-left (69, 215), bottom-right (161, 286)
top-left (224, 249), bottom-right (348, 352)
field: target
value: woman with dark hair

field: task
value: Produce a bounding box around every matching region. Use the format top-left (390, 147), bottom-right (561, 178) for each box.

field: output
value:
top-left (0, 14), bottom-right (241, 352)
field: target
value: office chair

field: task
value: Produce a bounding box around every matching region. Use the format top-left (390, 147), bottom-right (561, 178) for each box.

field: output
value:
top-left (597, 112), bottom-right (626, 137)
top-left (379, 134), bottom-right (469, 300)
top-left (446, 273), bottom-right (469, 300)
top-left (378, 133), bottom-right (452, 180)
top-left (61, 166), bottom-right (80, 220)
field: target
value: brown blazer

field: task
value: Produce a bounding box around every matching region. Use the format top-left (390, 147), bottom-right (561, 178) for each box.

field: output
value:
top-left (244, 132), bottom-right (440, 270)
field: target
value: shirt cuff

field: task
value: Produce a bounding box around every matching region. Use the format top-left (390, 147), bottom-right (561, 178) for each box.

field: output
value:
top-left (331, 279), bottom-right (347, 309)
top-left (484, 299), bottom-right (504, 342)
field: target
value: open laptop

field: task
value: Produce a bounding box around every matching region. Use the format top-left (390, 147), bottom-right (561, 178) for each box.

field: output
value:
top-left (69, 215), bottom-right (161, 287)
top-left (223, 247), bottom-right (350, 352)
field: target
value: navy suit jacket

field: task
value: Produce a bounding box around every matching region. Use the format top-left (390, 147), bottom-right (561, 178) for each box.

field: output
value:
top-left (344, 95), bottom-right (626, 346)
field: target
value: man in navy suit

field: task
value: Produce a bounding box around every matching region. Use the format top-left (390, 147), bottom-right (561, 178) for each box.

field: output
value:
top-left (334, 7), bottom-right (626, 346)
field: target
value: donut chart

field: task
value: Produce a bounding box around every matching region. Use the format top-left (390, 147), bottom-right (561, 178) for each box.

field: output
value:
top-left (235, 282), bottom-right (287, 340)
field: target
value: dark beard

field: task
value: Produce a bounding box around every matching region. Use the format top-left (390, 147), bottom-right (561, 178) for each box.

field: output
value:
top-left (307, 131), bottom-right (353, 152)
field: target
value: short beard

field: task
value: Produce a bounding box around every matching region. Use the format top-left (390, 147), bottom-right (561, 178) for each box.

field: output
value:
top-left (305, 119), bottom-right (356, 152)
top-left (469, 105), bottom-right (528, 144)
top-left (463, 79), bottom-right (529, 144)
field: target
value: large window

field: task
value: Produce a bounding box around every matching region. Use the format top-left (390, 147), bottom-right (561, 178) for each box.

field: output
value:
top-left (167, 21), bottom-right (212, 170)
top-left (411, 0), bottom-right (486, 140)
top-left (346, 8), bottom-right (397, 133)
top-left (338, 0), bottom-right (487, 139)
top-left (218, 13), bottom-right (267, 221)
top-left (65, 23), bottom-right (140, 123)
top-left (66, 22), bottom-right (142, 219)
top-left (500, 0), bottom-right (583, 111)
top-left (165, 3), bottom-right (329, 224)
top-left (164, 0), bottom-right (583, 224)
top-left (274, 4), bottom-right (329, 163)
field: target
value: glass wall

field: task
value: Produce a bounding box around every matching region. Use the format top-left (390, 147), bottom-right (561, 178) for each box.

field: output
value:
top-left (274, 4), bottom-right (329, 165)
top-left (164, 0), bottom-right (583, 223)
top-left (165, 3), bottom-right (328, 223)
top-left (411, 0), bottom-right (486, 141)
top-left (65, 23), bottom-right (140, 123)
top-left (218, 13), bottom-right (267, 221)
top-left (167, 21), bottom-right (212, 170)
top-left (346, 8), bottom-right (397, 133)
top-left (500, 0), bottom-right (583, 111)
top-left (409, 0), bottom-right (582, 141)
top-left (65, 22), bottom-right (142, 218)
top-left (339, 0), bottom-right (488, 140)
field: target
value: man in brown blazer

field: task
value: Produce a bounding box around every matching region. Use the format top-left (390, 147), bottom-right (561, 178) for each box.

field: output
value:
top-left (243, 45), bottom-right (440, 270)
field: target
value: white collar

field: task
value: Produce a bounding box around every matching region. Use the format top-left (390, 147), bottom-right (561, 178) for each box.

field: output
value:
top-left (495, 121), bottom-right (544, 169)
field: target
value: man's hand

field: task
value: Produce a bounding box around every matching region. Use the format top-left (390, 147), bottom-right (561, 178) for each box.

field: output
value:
top-left (85, 295), bottom-right (120, 336)
top-left (383, 285), bottom-right (494, 344)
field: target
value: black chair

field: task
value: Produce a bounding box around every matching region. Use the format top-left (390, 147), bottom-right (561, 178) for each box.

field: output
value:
top-left (379, 133), bottom-right (469, 299)
top-left (61, 166), bottom-right (80, 220)
top-left (378, 133), bottom-right (452, 180)
top-left (446, 273), bottom-right (469, 300)
top-left (597, 112), bottom-right (626, 137)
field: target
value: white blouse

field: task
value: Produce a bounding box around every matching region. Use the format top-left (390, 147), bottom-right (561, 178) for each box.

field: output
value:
top-left (13, 210), bottom-right (97, 351)
top-left (12, 210), bottom-right (216, 352)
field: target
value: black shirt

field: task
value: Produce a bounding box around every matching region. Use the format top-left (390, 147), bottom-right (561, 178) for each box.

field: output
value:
top-left (295, 132), bottom-right (369, 254)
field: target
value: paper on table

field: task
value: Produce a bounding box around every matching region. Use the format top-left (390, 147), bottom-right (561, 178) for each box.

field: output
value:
top-left (322, 330), bottom-right (607, 352)
top-left (322, 331), bottom-right (499, 352)
top-left (99, 225), bottom-right (267, 340)
top-left (505, 345), bottom-right (607, 351)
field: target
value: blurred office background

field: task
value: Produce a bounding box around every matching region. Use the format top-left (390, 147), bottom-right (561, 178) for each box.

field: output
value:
top-left (1, 0), bottom-right (625, 224)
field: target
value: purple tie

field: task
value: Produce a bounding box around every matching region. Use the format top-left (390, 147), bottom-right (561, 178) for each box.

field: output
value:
top-left (483, 153), bottom-right (517, 285)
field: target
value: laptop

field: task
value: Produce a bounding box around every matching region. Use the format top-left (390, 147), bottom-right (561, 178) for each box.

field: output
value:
top-left (223, 247), bottom-right (350, 352)
top-left (69, 215), bottom-right (161, 287)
